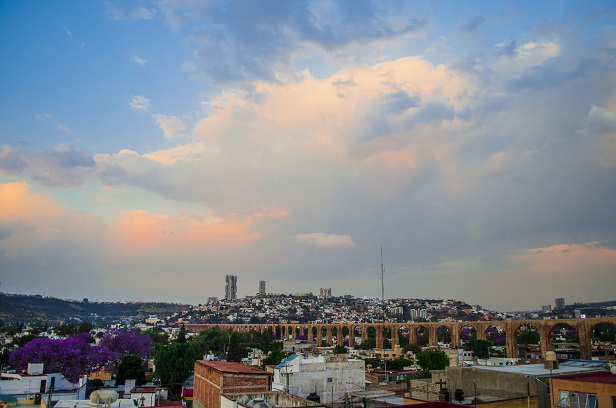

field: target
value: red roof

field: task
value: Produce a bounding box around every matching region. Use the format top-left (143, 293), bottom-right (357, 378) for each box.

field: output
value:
top-left (132, 386), bottom-right (158, 393)
top-left (555, 372), bottom-right (616, 384)
top-left (197, 360), bottom-right (272, 376)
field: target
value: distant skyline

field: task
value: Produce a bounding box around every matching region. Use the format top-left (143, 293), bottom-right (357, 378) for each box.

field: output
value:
top-left (1, 1), bottom-right (615, 311)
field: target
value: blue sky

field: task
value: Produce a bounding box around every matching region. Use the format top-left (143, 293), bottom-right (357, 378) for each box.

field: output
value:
top-left (1, 1), bottom-right (615, 311)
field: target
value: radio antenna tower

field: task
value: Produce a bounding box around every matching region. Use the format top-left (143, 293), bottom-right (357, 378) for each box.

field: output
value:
top-left (381, 245), bottom-right (385, 302)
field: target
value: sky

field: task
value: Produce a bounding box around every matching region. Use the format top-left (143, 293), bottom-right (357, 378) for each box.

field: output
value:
top-left (1, 1), bottom-right (615, 312)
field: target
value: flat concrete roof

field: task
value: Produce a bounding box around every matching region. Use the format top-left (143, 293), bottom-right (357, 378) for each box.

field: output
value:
top-left (468, 363), bottom-right (603, 377)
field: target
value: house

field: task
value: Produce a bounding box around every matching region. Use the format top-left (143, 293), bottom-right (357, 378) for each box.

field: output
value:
top-left (272, 353), bottom-right (365, 404)
top-left (0, 363), bottom-right (87, 404)
top-left (550, 371), bottom-right (616, 408)
top-left (193, 360), bottom-right (272, 408)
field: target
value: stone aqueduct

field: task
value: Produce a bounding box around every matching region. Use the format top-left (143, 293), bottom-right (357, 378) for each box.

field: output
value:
top-left (185, 317), bottom-right (616, 360)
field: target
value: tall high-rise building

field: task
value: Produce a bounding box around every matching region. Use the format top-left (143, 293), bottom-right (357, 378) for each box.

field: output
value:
top-left (225, 275), bottom-right (237, 300)
top-left (259, 280), bottom-right (266, 295)
top-left (319, 288), bottom-right (332, 298)
top-left (555, 297), bottom-right (565, 310)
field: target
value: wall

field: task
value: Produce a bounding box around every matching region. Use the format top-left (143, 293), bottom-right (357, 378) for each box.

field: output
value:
top-left (221, 391), bottom-right (321, 408)
top-left (551, 376), bottom-right (616, 408)
top-left (272, 356), bottom-right (365, 403)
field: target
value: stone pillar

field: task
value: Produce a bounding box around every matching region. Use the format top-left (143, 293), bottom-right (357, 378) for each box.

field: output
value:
top-left (451, 323), bottom-right (461, 348)
top-left (538, 322), bottom-right (551, 358)
top-left (361, 325), bottom-right (368, 344)
top-left (326, 326), bottom-right (333, 345)
top-left (348, 325), bottom-right (355, 347)
top-left (392, 325), bottom-right (400, 348)
top-left (577, 321), bottom-right (592, 360)
top-left (428, 325), bottom-right (438, 347)
top-left (505, 322), bottom-right (517, 358)
top-left (376, 325), bottom-right (384, 349)
top-left (409, 325), bottom-right (417, 344)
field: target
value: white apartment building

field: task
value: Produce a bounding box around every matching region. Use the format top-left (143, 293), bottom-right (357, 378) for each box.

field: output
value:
top-left (272, 354), bottom-right (365, 405)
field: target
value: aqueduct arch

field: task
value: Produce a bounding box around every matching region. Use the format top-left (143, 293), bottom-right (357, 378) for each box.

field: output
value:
top-left (184, 317), bottom-right (616, 359)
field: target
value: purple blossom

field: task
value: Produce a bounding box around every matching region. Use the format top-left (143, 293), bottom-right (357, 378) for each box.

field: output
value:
top-left (99, 329), bottom-right (153, 360)
top-left (9, 334), bottom-right (115, 383)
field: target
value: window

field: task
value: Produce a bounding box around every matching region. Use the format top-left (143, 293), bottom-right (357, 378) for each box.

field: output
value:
top-left (559, 391), bottom-right (597, 408)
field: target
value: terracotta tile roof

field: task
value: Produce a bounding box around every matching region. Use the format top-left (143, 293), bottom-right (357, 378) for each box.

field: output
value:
top-left (197, 361), bottom-right (272, 376)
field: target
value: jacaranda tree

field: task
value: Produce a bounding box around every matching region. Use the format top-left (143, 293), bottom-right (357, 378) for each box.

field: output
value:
top-left (99, 328), bottom-right (154, 360)
top-left (9, 333), bottom-right (115, 383)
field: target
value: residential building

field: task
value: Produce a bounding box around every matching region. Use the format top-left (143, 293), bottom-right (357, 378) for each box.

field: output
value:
top-left (193, 360), bottom-right (272, 408)
top-left (225, 275), bottom-right (237, 300)
top-left (555, 298), bottom-right (565, 310)
top-left (444, 360), bottom-right (606, 408)
top-left (272, 354), bottom-right (365, 405)
top-left (0, 364), bottom-right (88, 404)
top-left (259, 281), bottom-right (266, 296)
top-left (550, 371), bottom-right (616, 408)
top-left (320, 288), bottom-right (332, 298)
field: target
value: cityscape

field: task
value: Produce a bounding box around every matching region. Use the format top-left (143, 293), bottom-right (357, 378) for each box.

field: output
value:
top-left (0, 287), bottom-right (615, 408)
top-left (2, 2), bottom-right (616, 408)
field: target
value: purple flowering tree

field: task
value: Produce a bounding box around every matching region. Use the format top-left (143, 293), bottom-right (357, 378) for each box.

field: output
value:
top-left (99, 328), bottom-right (153, 360)
top-left (9, 333), bottom-right (115, 383)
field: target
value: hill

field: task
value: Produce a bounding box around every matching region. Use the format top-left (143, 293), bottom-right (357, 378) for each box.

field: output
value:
top-left (0, 293), bottom-right (188, 326)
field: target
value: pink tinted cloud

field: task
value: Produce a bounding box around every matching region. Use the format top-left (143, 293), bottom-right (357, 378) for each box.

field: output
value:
top-left (0, 182), bottom-right (64, 221)
top-left (107, 206), bottom-right (287, 258)
top-left (512, 243), bottom-right (616, 279)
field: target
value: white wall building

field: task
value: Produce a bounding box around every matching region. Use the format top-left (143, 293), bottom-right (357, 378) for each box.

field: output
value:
top-left (0, 364), bottom-right (87, 403)
top-left (272, 354), bottom-right (365, 405)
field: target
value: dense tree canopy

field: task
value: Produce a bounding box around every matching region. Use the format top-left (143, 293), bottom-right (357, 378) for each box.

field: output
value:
top-left (469, 340), bottom-right (492, 359)
top-left (99, 328), bottom-right (153, 360)
top-left (115, 354), bottom-right (147, 386)
top-left (226, 332), bottom-right (245, 362)
top-left (9, 333), bottom-right (114, 382)
top-left (415, 349), bottom-right (449, 372)
top-left (154, 342), bottom-right (203, 396)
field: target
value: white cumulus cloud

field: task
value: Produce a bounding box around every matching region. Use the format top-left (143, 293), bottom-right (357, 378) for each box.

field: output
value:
top-left (131, 56), bottom-right (147, 67)
top-left (295, 233), bottom-right (356, 248)
top-left (129, 95), bottom-right (151, 112)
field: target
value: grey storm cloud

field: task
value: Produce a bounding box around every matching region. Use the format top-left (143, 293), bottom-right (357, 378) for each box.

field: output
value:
top-left (0, 144), bottom-right (95, 187)
top-left (508, 57), bottom-right (595, 91)
top-left (180, 0), bottom-right (425, 85)
top-left (458, 15), bottom-right (487, 34)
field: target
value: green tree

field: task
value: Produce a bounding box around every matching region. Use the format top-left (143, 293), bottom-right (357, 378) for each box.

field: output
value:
top-left (54, 324), bottom-right (78, 337)
top-left (333, 344), bottom-right (348, 354)
top-left (142, 329), bottom-right (169, 345)
top-left (469, 339), bottom-right (492, 359)
top-left (177, 325), bottom-right (187, 343)
top-left (415, 349), bottom-right (449, 372)
top-left (403, 343), bottom-right (422, 354)
top-left (386, 358), bottom-right (414, 370)
top-left (154, 342), bottom-right (203, 396)
top-left (227, 332), bottom-right (245, 362)
top-left (262, 349), bottom-right (287, 369)
top-left (78, 322), bottom-right (93, 334)
top-left (115, 354), bottom-right (146, 386)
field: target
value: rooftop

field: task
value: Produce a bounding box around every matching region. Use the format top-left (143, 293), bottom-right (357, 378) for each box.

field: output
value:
top-left (552, 372), bottom-right (616, 384)
top-left (197, 360), bottom-right (272, 376)
top-left (469, 361), bottom-right (605, 377)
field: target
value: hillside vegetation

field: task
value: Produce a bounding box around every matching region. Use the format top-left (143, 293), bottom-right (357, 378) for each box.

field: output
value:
top-left (0, 293), bottom-right (187, 325)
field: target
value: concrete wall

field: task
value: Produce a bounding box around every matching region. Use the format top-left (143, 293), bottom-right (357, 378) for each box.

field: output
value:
top-left (222, 391), bottom-right (321, 408)
top-left (273, 356), bottom-right (365, 404)
top-left (445, 367), bottom-right (543, 399)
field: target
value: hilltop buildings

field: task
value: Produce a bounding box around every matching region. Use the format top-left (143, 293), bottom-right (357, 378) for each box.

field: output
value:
top-left (225, 275), bottom-right (237, 300)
